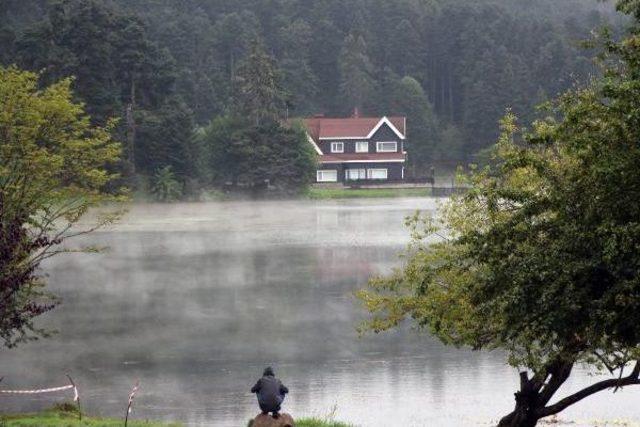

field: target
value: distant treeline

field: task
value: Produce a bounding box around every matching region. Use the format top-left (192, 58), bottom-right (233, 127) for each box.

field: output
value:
top-left (0, 0), bottom-right (625, 194)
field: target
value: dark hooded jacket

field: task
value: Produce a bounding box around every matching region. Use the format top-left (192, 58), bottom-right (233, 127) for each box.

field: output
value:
top-left (251, 367), bottom-right (289, 412)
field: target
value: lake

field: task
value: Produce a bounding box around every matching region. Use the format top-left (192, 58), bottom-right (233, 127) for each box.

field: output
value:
top-left (0, 198), bottom-right (638, 426)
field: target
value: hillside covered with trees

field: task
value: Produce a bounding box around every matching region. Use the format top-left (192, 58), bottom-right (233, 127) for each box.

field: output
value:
top-left (0, 0), bottom-right (624, 195)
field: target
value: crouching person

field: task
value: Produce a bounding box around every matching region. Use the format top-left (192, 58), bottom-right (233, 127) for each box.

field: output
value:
top-left (251, 367), bottom-right (289, 418)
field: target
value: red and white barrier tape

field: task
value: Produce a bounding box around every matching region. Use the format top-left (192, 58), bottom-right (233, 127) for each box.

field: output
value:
top-left (127, 381), bottom-right (139, 414)
top-left (0, 384), bottom-right (79, 401)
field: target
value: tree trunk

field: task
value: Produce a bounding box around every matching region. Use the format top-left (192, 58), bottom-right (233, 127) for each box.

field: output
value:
top-left (498, 359), bottom-right (640, 427)
top-left (497, 371), bottom-right (543, 427)
top-left (497, 405), bottom-right (539, 427)
top-left (448, 71), bottom-right (454, 122)
top-left (126, 77), bottom-right (136, 176)
top-left (498, 361), bottom-right (574, 427)
top-left (497, 390), bottom-right (539, 425)
top-left (440, 65), bottom-right (445, 115)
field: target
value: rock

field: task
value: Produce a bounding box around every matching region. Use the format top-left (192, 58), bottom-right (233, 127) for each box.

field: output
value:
top-left (248, 413), bottom-right (295, 427)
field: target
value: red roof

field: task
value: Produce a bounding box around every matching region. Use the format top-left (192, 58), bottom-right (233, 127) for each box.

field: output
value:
top-left (303, 116), bottom-right (405, 141)
top-left (320, 153), bottom-right (406, 163)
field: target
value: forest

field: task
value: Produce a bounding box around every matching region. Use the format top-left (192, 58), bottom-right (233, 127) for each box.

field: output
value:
top-left (0, 0), bottom-right (624, 196)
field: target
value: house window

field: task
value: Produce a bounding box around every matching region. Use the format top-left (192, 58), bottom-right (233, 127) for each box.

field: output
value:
top-left (367, 168), bottom-right (388, 180)
top-left (376, 141), bottom-right (397, 153)
top-left (331, 142), bottom-right (344, 153)
top-left (355, 141), bottom-right (369, 153)
top-left (345, 168), bottom-right (366, 181)
top-left (317, 170), bottom-right (338, 182)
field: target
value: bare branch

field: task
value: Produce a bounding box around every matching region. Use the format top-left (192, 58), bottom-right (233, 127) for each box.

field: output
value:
top-left (538, 360), bottom-right (573, 406)
top-left (593, 351), bottom-right (617, 375)
top-left (540, 361), bottom-right (640, 417)
top-left (614, 362), bottom-right (626, 393)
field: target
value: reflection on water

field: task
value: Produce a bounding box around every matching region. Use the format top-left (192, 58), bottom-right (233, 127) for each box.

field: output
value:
top-left (0, 198), bottom-right (639, 426)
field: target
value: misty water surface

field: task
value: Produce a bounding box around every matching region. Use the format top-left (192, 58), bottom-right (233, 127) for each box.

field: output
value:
top-left (0, 198), bottom-right (639, 426)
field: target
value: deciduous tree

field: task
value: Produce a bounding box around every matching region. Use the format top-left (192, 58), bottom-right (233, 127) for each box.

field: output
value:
top-left (358, 4), bottom-right (640, 425)
top-left (0, 67), bottom-right (123, 347)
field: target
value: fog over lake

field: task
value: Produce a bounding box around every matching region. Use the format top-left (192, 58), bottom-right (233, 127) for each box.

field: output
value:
top-left (0, 198), bottom-right (638, 426)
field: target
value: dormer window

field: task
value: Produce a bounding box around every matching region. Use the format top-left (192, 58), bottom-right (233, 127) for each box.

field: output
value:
top-left (331, 142), bottom-right (344, 153)
top-left (376, 141), bottom-right (397, 153)
top-left (355, 141), bottom-right (369, 153)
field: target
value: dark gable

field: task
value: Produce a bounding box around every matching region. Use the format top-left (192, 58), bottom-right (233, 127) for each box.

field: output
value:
top-left (369, 123), bottom-right (402, 143)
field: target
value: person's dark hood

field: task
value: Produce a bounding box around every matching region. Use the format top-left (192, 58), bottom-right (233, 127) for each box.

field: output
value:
top-left (263, 367), bottom-right (275, 377)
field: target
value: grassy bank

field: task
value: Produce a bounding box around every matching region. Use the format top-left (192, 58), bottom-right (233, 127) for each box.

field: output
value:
top-left (296, 419), bottom-right (353, 427)
top-left (0, 410), bottom-right (180, 427)
top-left (133, 182), bottom-right (435, 203)
top-left (305, 187), bottom-right (431, 199)
top-left (0, 407), bottom-right (352, 427)
top-left (247, 419), bottom-right (352, 427)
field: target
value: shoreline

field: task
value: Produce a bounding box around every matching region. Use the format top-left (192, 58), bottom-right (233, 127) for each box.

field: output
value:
top-left (133, 186), bottom-right (457, 203)
top-left (0, 406), bottom-right (353, 427)
top-left (4, 408), bottom-right (639, 427)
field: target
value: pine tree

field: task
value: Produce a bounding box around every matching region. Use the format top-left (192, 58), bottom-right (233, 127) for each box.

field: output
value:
top-left (278, 19), bottom-right (319, 116)
top-left (338, 33), bottom-right (375, 113)
top-left (308, 3), bottom-right (343, 113)
top-left (214, 11), bottom-right (261, 90)
top-left (388, 19), bottom-right (423, 77)
top-left (389, 76), bottom-right (440, 174)
top-left (135, 97), bottom-right (195, 180)
top-left (235, 39), bottom-right (286, 126)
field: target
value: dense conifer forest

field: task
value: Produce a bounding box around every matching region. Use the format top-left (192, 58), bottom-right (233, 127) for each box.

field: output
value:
top-left (0, 0), bottom-right (624, 193)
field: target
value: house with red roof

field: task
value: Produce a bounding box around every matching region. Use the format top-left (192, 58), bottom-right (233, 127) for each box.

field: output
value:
top-left (302, 113), bottom-right (407, 184)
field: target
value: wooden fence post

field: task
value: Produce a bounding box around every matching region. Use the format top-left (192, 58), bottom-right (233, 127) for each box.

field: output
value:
top-left (66, 375), bottom-right (81, 421)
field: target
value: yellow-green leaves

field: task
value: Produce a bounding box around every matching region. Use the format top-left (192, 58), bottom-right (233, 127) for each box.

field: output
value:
top-left (0, 66), bottom-right (125, 347)
top-left (358, 21), bottom-right (640, 376)
top-left (0, 68), bottom-right (122, 205)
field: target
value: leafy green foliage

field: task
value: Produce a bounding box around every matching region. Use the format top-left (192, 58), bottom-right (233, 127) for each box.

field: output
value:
top-left (358, 4), bottom-right (640, 424)
top-left (203, 117), bottom-right (316, 195)
top-left (151, 166), bottom-right (183, 202)
top-left (0, 67), bottom-right (123, 348)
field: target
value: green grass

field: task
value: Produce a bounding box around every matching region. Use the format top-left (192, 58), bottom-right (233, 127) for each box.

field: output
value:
top-left (3, 406), bottom-right (353, 427)
top-left (297, 418), bottom-right (354, 427)
top-left (305, 187), bottom-right (431, 199)
top-left (0, 406), bottom-right (181, 427)
top-left (246, 419), bottom-right (353, 427)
